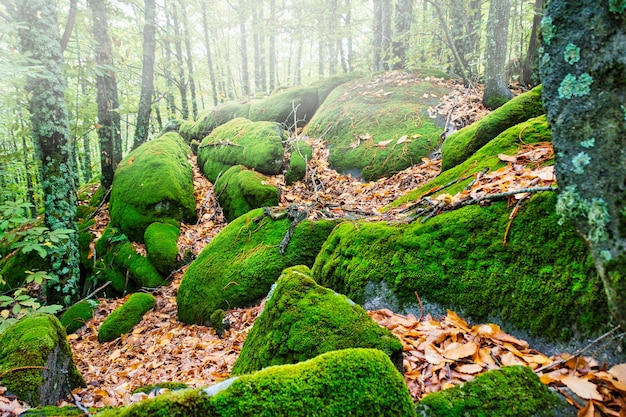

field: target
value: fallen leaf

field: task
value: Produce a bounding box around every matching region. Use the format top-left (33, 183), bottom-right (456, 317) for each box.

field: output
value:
top-left (609, 363), bottom-right (626, 383)
top-left (443, 342), bottom-right (478, 360)
top-left (377, 139), bottom-right (394, 147)
top-left (562, 376), bottom-right (603, 401)
top-left (498, 153), bottom-right (517, 163)
top-left (456, 364), bottom-right (483, 374)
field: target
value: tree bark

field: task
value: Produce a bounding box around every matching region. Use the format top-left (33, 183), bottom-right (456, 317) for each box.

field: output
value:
top-left (179, 0), bottom-right (197, 119)
top-left (170, 1), bottom-right (189, 119)
top-left (238, 0), bottom-right (251, 96)
top-left (392, 0), bottom-right (413, 70)
top-left (521, 0), bottom-right (544, 87)
top-left (482, 0), bottom-right (514, 109)
top-left (133, 0), bottom-right (156, 150)
top-left (60, 0), bottom-right (77, 53)
top-left (372, 0), bottom-right (383, 72)
top-left (201, 0), bottom-right (219, 106)
top-left (268, 0), bottom-right (276, 91)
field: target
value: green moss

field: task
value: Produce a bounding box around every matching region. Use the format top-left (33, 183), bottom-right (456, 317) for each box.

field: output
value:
top-left (391, 115), bottom-right (551, 209)
top-left (99, 349), bottom-right (415, 417)
top-left (415, 366), bottom-right (571, 416)
top-left (144, 222), bottom-right (180, 275)
top-left (0, 246), bottom-right (48, 292)
top-left (179, 110), bottom-right (217, 144)
top-left (0, 314), bottom-right (85, 406)
top-left (59, 300), bottom-right (95, 334)
top-left (610, 0), bottom-right (626, 13)
top-left (284, 140), bottom-right (313, 185)
top-left (441, 85), bottom-right (544, 171)
top-left (309, 72), bottom-right (363, 104)
top-left (88, 185), bottom-right (106, 208)
top-left (20, 405), bottom-right (106, 416)
top-left (109, 132), bottom-right (196, 242)
top-left (248, 86), bottom-right (319, 128)
top-left (314, 192), bottom-right (609, 340)
top-left (77, 221), bottom-right (95, 273)
top-left (212, 102), bottom-right (251, 126)
top-left (214, 165), bottom-right (280, 222)
top-left (303, 77), bottom-right (448, 181)
top-left (232, 265), bottom-right (403, 375)
top-left (177, 209), bottom-right (340, 325)
top-left (98, 292), bottom-right (156, 342)
top-left (197, 118), bottom-right (287, 183)
top-left (131, 382), bottom-right (189, 394)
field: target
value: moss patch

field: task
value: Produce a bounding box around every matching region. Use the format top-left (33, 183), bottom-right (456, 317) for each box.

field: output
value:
top-left (303, 75), bottom-right (449, 181)
top-left (249, 86), bottom-right (319, 128)
top-left (177, 209), bottom-right (340, 325)
top-left (284, 139), bottom-right (312, 185)
top-left (441, 85), bottom-right (544, 171)
top-left (232, 265), bottom-right (403, 375)
top-left (415, 366), bottom-right (572, 416)
top-left (144, 222), bottom-right (180, 275)
top-left (313, 192), bottom-right (609, 340)
top-left (98, 292), bottom-right (156, 342)
top-left (131, 382), bottom-right (189, 394)
top-left (197, 118), bottom-right (287, 183)
top-left (59, 300), bottom-right (95, 334)
top-left (99, 348), bottom-right (415, 417)
top-left (109, 132), bottom-right (196, 242)
top-left (214, 165), bottom-right (280, 222)
top-left (0, 314), bottom-right (85, 406)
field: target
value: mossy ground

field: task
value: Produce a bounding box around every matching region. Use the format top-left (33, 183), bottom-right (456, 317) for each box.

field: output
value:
top-left (177, 208), bottom-right (340, 325)
top-left (144, 222), bottom-right (180, 275)
top-left (109, 132), bottom-right (196, 242)
top-left (99, 349), bottom-right (415, 417)
top-left (0, 314), bottom-right (85, 406)
top-left (415, 366), bottom-right (571, 416)
top-left (59, 300), bottom-right (95, 334)
top-left (232, 265), bottom-right (403, 375)
top-left (98, 292), bottom-right (156, 342)
top-left (197, 118), bottom-right (286, 183)
top-left (248, 86), bottom-right (319, 128)
top-left (313, 192), bottom-right (609, 340)
top-left (303, 76), bottom-right (449, 181)
top-left (441, 85), bottom-right (544, 171)
top-left (214, 165), bottom-right (280, 222)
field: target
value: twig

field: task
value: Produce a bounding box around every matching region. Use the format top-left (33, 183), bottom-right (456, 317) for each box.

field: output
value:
top-left (503, 198), bottom-right (524, 244)
top-left (82, 187), bottom-right (112, 222)
top-left (415, 291), bottom-right (424, 322)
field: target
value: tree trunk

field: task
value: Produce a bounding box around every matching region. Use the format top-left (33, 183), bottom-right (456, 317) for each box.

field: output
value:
top-left (540, 1), bottom-right (626, 331)
top-left (482, 0), bottom-right (514, 109)
top-left (372, 0), bottom-right (383, 72)
top-left (380, 0), bottom-right (392, 70)
top-left (201, 0), bottom-right (219, 106)
top-left (13, 0), bottom-right (80, 303)
top-left (521, 0), bottom-right (544, 87)
top-left (89, 0), bottom-right (122, 190)
top-left (392, 0), bottom-right (413, 70)
top-left (162, 2), bottom-right (176, 116)
top-left (268, 0), bottom-right (276, 91)
top-left (133, 0), bottom-right (156, 150)
top-left (179, 1), bottom-right (197, 119)
top-left (60, 0), bottom-right (77, 53)
top-left (170, 1), bottom-right (189, 119)
top-left (238, 0), bottom-right (251, 96)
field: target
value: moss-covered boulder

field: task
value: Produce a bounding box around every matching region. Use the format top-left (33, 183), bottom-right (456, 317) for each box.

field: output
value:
top-left (59, 300), bottom-right (95, 334)
top-left (313, 192), bottom-right (609, 340)
top-left (98, 292), bottom-right (156, 342)
top-left (93, 227), bottom-right (166, 293)
top-left (284, 139), bottom-right (312, 185)
top-left (177, 208), bottom-right (340, 325)
top-left (249, 86), bottom-right (319, 128)
top-left (441, 85), bottom-right (544, 171)
top-left (197, 118), bottom-right (287, 183)
top-left (303, 74), bottom-right (449, 181)
top-left (0, 314), bottom-right (85, 406)
top-left (415, 366), bottom-right (574, 416)
top-left (232, 265), bottom-right (403, 375)
top-left (98, 348), bottom-right (416, 417)
top-left (144, 222), bottom-right (180, 275)
top-left (310, 71), bottom-right (364, 104)
top-left (109, 132), bottom-right (196, 242)
top-left (214, 165), bottom-right (280, 222)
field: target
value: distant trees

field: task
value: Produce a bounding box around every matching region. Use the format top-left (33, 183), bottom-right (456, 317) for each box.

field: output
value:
top-left (482, 0), bottom-right (514, 108)
top-left (133, 0), bottom-right (156, 150)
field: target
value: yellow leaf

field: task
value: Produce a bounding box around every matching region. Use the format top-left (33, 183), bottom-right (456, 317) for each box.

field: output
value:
top-left (561, 376), bottom-right (603, 401)
top-left (0, 309), bottom-right (9, 319)
top-left (109, 349), bottom-right (122, 361)
top-left (425, 344), bottom-right (446, 365)
top-left (443, 342), bottom-right (478, 360)
top-left (456, 364), bottom-right (483, 374)
top-left (445, 310), bottom-right (471, 332)
top-left (577, 401), bottom-right (595, 417)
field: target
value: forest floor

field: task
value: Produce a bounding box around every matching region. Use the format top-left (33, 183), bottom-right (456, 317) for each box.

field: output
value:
top-left (2, 83), bottom-right (625, 416)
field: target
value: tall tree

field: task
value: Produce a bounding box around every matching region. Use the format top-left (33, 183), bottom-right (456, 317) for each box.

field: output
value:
top-left (10, 0), bottom-right (81, 303)
top-left (540, 1), bottom-right (626, 330)
top-left (520, 0), bottom-right (544, 86)
top-left (170, 1), bottom-right (189, 119)
top-left (449, 0), bottom-right (482, 80)
top-left (89, 0), bottom-right (122, 190)
top-left (392, 0), bottom-right (413, 70)
top-left (372, 0), bottom-right (383, 71)
top-left (268, 0), bottom-right (276, 91)
top-left (238, 0), bottom-right (251, 96)
top-left (201, 0), bottom-right (219, 106)
top-left (482, 0), bottom-right (514, 108)
top-left (133, 0), bottom-right (156, 150)
top-left (179, 0), bottom-right (197, 119)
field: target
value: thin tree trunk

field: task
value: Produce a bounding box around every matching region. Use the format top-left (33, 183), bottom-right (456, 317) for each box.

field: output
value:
top-left (171, 1), bottom-right (189, 119)
top-left (201, 0), bottom-right (219, 106)
top-left (521, 0), bottom-right (544, 86)
top-left (380, 0), bottom-right (392, 70)
top-left (238, 0), bottom-right (250, 96)
top-left (268, 0), bottom-right (276, 91)
top-left (179, 1), bottom-right (197, 119)
top-left (133, 0), bottom-right (156, 150)
top-left (60, 0), bottom-right (77, 53)
top-left (372, 0), bottom-right (383, 71)
top-left (162, 2), bottom-right (176, 116)
top-left (392, 0), bottom-right (413, 69)
top-left (483, 0), bottom-right (514, 108)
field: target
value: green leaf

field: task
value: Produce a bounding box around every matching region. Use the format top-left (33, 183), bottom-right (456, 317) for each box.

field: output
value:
top-left (12, 303), bottom-right (21, 315)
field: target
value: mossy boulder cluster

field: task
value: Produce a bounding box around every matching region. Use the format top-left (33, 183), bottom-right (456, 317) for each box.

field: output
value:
top-left (440, 85), bottom-right (544, 171)
top-left (0, 314), bottom-right (85, 406)
top-left (303, 74), bottom-right (449, 180)
top-left (109, 132), bottom-right (196, 243)
top-left (99, 349), bottom-right (415, 417)
top-left (232, 266), bottom-right (403, 375)
top-left (59, 300), bottom-right (96, 334)
top-left (144, 222), bottom-right (180, 274)
top-left (98, 292), bottom-right (156, 342)
top-left (177, 208), bottom-right (340, 325)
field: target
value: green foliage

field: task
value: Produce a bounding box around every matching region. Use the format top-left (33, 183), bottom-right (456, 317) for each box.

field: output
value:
top-left (99, 349), bottom-right (415, 417)
top-left (98, 292), bottom-right (156, 342)
top-left (59, 300), bottom-right (96, 334)
top-left (144, 222), bottom-right (180, 275)
top-left (415, 366), bottom-right (570, 416)
top-left (232, 265), bottom-right (403, 375)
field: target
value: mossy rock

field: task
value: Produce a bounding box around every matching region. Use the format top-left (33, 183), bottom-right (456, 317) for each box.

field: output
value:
top-left (284, 139), bottom-right (313, 185)
top-left (248, 86), bottom-right (319, 128)
top-left (20, 405), bottom-right (103, 416)
top-left (98, 348), bottom-right (416, 417)
top-left (131, 382), bottom-right (189, 394)
top-left (59, 300), bottom-right (95, 334)
top-left (415, 366), bottom-right (574, 416)
top-left (303, 75), bottom-right (449, 181)
top-left (390, 115), bottom-right (551, 208)
top-left (93, 227), bottom-right (166, 293)
top-left (212, 102), bottom-right (251, 126)
top-left (309, 71), bottom-right (364, 104)
top-left (214, 165), bottom-right (280, 222)
top-left (441, 85), bottom-right (545, 171)
top-left (98, 292), bottom-right (156, 342)
top-left (197, 117), bottom-right (287, 183)
top-left (0, 314), bottom-right (85, 406)
top-left (109, 132), bottom-right (196, 242)
top-left (0, 247), bottom-right (48, 293)
top-left (77, 219), bottom-right (95, 274)
top-left (313, 192), bottom-right (609, 340)
top-left (144, 222), bottom-right (180, 275)
top-left (177, 208), bottom-right (340, 325)
top-left (179, 109), bottom-right (217, 144)
top-left (232, 265), bottom-right (403, 375)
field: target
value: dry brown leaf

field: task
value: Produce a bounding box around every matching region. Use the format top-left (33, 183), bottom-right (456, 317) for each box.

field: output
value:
top-left (609, 364), bottom-right (626, 384)
top-left (578, 401), bottom-right (595, 417)
top-left (456, 364), bottom-right (483, 375)
top-left (443, 342), bottom-right (478, 360)
top-left (562, 376), bottom-right (603, 401)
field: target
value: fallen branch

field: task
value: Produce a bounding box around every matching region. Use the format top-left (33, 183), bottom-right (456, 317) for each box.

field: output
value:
top-left (198, 140), bottom-right (245, 149)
